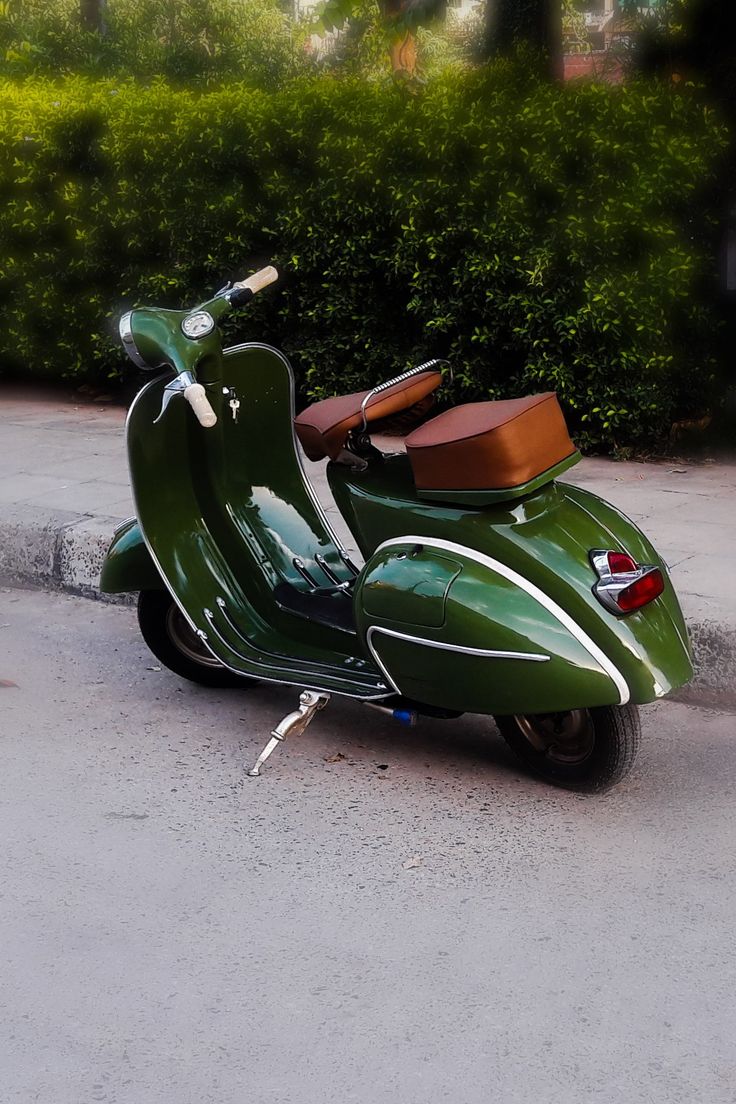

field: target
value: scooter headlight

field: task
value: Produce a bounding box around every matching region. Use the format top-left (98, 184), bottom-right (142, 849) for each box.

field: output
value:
top-left (119, 310), bottom-right (150, 370)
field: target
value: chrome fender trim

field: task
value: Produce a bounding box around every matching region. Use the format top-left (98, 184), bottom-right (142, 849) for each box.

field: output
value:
top-left (366, 624), bottom-right (551, 697)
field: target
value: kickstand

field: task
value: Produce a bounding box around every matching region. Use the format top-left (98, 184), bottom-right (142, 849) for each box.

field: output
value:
top-left (247, 690), bottom-right (330, 777)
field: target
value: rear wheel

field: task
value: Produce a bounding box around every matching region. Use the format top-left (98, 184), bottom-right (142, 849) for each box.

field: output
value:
top-left (137, 590), bottom-right (258, 689)
top-left (494, 704), bottom-right (641, 793)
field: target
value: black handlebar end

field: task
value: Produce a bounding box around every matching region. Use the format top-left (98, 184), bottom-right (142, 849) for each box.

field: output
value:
top-left (226, 286), bottom-right (254, 309)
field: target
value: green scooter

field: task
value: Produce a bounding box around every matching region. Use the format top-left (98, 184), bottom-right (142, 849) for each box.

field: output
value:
top-left (101, 266), bottom-right (693, 792)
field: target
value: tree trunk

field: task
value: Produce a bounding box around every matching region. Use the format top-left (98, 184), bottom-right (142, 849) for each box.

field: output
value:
top-left (379, 0), bottom-right (418, 79)
top-left (80, 0), bottom-right (106, 34)
top-left (388, 30), bottom-right (418, 78)
top-left (483, 0), bottom-right (563, 79)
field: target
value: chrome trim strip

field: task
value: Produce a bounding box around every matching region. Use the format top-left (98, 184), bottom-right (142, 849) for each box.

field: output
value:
top-left (216, 597), bottom-right (363, 674)
top-left (204, 606), bottom-right (304, 676)
top-left (373, 536), bottom-right (632, 706)
top-left (368, 626), bottom-right (550, 662)
top-left (124, 380), bottom-right (225, 675)
top-left (365, 626), bottom-right (550, 698)
top-left (364, 628), bottom-right (401, 694)
top-left (111, 515), bottom-right (136, 538)
top-left (204, 607), bottom-right (388, 697)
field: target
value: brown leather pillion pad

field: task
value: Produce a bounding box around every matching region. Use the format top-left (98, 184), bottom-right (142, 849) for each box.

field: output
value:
top-left (294, 370), bottom-right (442, 462)
top-left (405, 392), bottom-right (576, 492)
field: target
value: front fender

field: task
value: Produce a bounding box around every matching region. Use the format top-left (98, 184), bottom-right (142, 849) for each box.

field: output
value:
top-left (99, 517), bottom-right (162, 594)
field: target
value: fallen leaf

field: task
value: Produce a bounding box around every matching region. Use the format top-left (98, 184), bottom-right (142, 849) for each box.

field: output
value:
top-left (324, 752), bottom-right (346, 763)
top-left (668, 468), bottom-right (688, 474)
top-left (402, 855), bottom-right (422, 870)
top-left (376, 763), bottom-right (389, 770)
top-left (0, 679), bottom-right (18, 688)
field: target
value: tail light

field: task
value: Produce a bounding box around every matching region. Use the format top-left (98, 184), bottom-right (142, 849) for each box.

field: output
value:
top-left (590, 550), bottom-right (665, 616)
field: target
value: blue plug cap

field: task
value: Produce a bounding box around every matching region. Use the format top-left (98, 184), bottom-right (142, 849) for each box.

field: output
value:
top-left (392, 709), bottom-right (417, 728)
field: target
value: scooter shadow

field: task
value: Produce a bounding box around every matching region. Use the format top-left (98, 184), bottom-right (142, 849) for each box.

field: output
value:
top-left (204, 680), bottom-right (531, 790)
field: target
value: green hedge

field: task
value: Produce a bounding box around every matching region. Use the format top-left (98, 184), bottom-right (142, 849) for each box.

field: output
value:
top-left (0, 0), bottom-right (302, 87)
top-left (0, 68), bottom-right (727, 450)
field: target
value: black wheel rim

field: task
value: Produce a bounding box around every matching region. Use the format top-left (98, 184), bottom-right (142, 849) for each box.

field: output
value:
top-left (513, 710), bottom-right (595, 766)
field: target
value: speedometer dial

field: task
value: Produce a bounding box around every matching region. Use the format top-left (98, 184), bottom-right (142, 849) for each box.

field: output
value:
top-left (181, 311), bottom-right (215, 339)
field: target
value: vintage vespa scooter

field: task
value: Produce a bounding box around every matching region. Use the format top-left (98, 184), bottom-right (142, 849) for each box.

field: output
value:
top-left (101, 265), bottom-right (693, 792)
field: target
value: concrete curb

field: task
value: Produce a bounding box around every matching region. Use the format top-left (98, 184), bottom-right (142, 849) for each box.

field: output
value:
top-left (2, 506), bottom-right (734, 709)
top-left (0, 509), bottom-right (134, 604)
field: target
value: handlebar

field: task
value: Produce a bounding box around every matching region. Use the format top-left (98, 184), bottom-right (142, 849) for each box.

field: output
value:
top-left (125, 265), bottom-right (280, 427)
top-left (231, 265), bottom-right (279, 296)
top-left (179, 264), bottom-right (277, 425)
top-left (184, 382), bottom-right (217, 428)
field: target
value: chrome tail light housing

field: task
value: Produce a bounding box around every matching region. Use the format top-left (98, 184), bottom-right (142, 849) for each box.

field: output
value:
top-left (590, 549), bottom-right (665, 616)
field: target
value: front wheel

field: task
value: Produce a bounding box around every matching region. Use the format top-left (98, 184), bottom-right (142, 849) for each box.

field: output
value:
top-left (494, 705), bottom-right (641, 793)
top-left (137, 590), bottom-right (258, 689)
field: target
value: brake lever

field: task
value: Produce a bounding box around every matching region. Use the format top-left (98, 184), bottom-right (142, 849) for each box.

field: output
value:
top-left (153, 371), bottom-right (195, 424)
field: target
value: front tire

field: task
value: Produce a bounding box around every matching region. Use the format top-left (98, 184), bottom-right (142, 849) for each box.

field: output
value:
top-left (137, 590), bottom-right (257, 689)
top-left (494, 705), bottom-right (641, 793)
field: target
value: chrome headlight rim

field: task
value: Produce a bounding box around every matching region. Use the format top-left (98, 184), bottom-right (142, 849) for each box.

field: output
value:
top-left (119, 310), bottom-right (150, 370)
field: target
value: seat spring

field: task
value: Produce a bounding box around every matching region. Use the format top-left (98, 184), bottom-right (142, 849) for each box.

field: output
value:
top-left (359, 359), bottom-right (449, 433)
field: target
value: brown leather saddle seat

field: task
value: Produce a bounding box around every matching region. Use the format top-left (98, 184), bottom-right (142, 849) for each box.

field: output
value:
top-left (294, 368), bottom-right (442, 462)
top-left (405, 392), bottom-right (578, 499)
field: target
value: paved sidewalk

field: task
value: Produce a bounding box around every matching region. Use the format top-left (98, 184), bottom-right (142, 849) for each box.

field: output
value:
top-left (1, 384), bottom-right (735, 704)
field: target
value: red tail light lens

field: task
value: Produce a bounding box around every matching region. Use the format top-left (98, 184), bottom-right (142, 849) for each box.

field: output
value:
top-left (615, 568), bottom-right (665, 612)
top-left (607, 551), bottom-right (637, 575)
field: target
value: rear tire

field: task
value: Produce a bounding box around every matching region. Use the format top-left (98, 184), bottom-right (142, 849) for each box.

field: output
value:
top-left (494, 705), bottom-right (641, 793)
top-left (137, 590), bottom-right (258, 689)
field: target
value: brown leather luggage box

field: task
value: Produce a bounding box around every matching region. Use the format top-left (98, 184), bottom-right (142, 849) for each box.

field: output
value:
top-left (405, 392), bottom-right (579, 502)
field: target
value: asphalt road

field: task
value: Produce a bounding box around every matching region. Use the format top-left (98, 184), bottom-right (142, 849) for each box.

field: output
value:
top-left (2, 587), bottom-right (735, 1104)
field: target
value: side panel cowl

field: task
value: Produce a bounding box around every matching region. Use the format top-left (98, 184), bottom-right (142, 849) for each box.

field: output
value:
top-left (332, 458), bottom-right (694, 710)
top-left (354, 539), bottom-right (624, 715)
